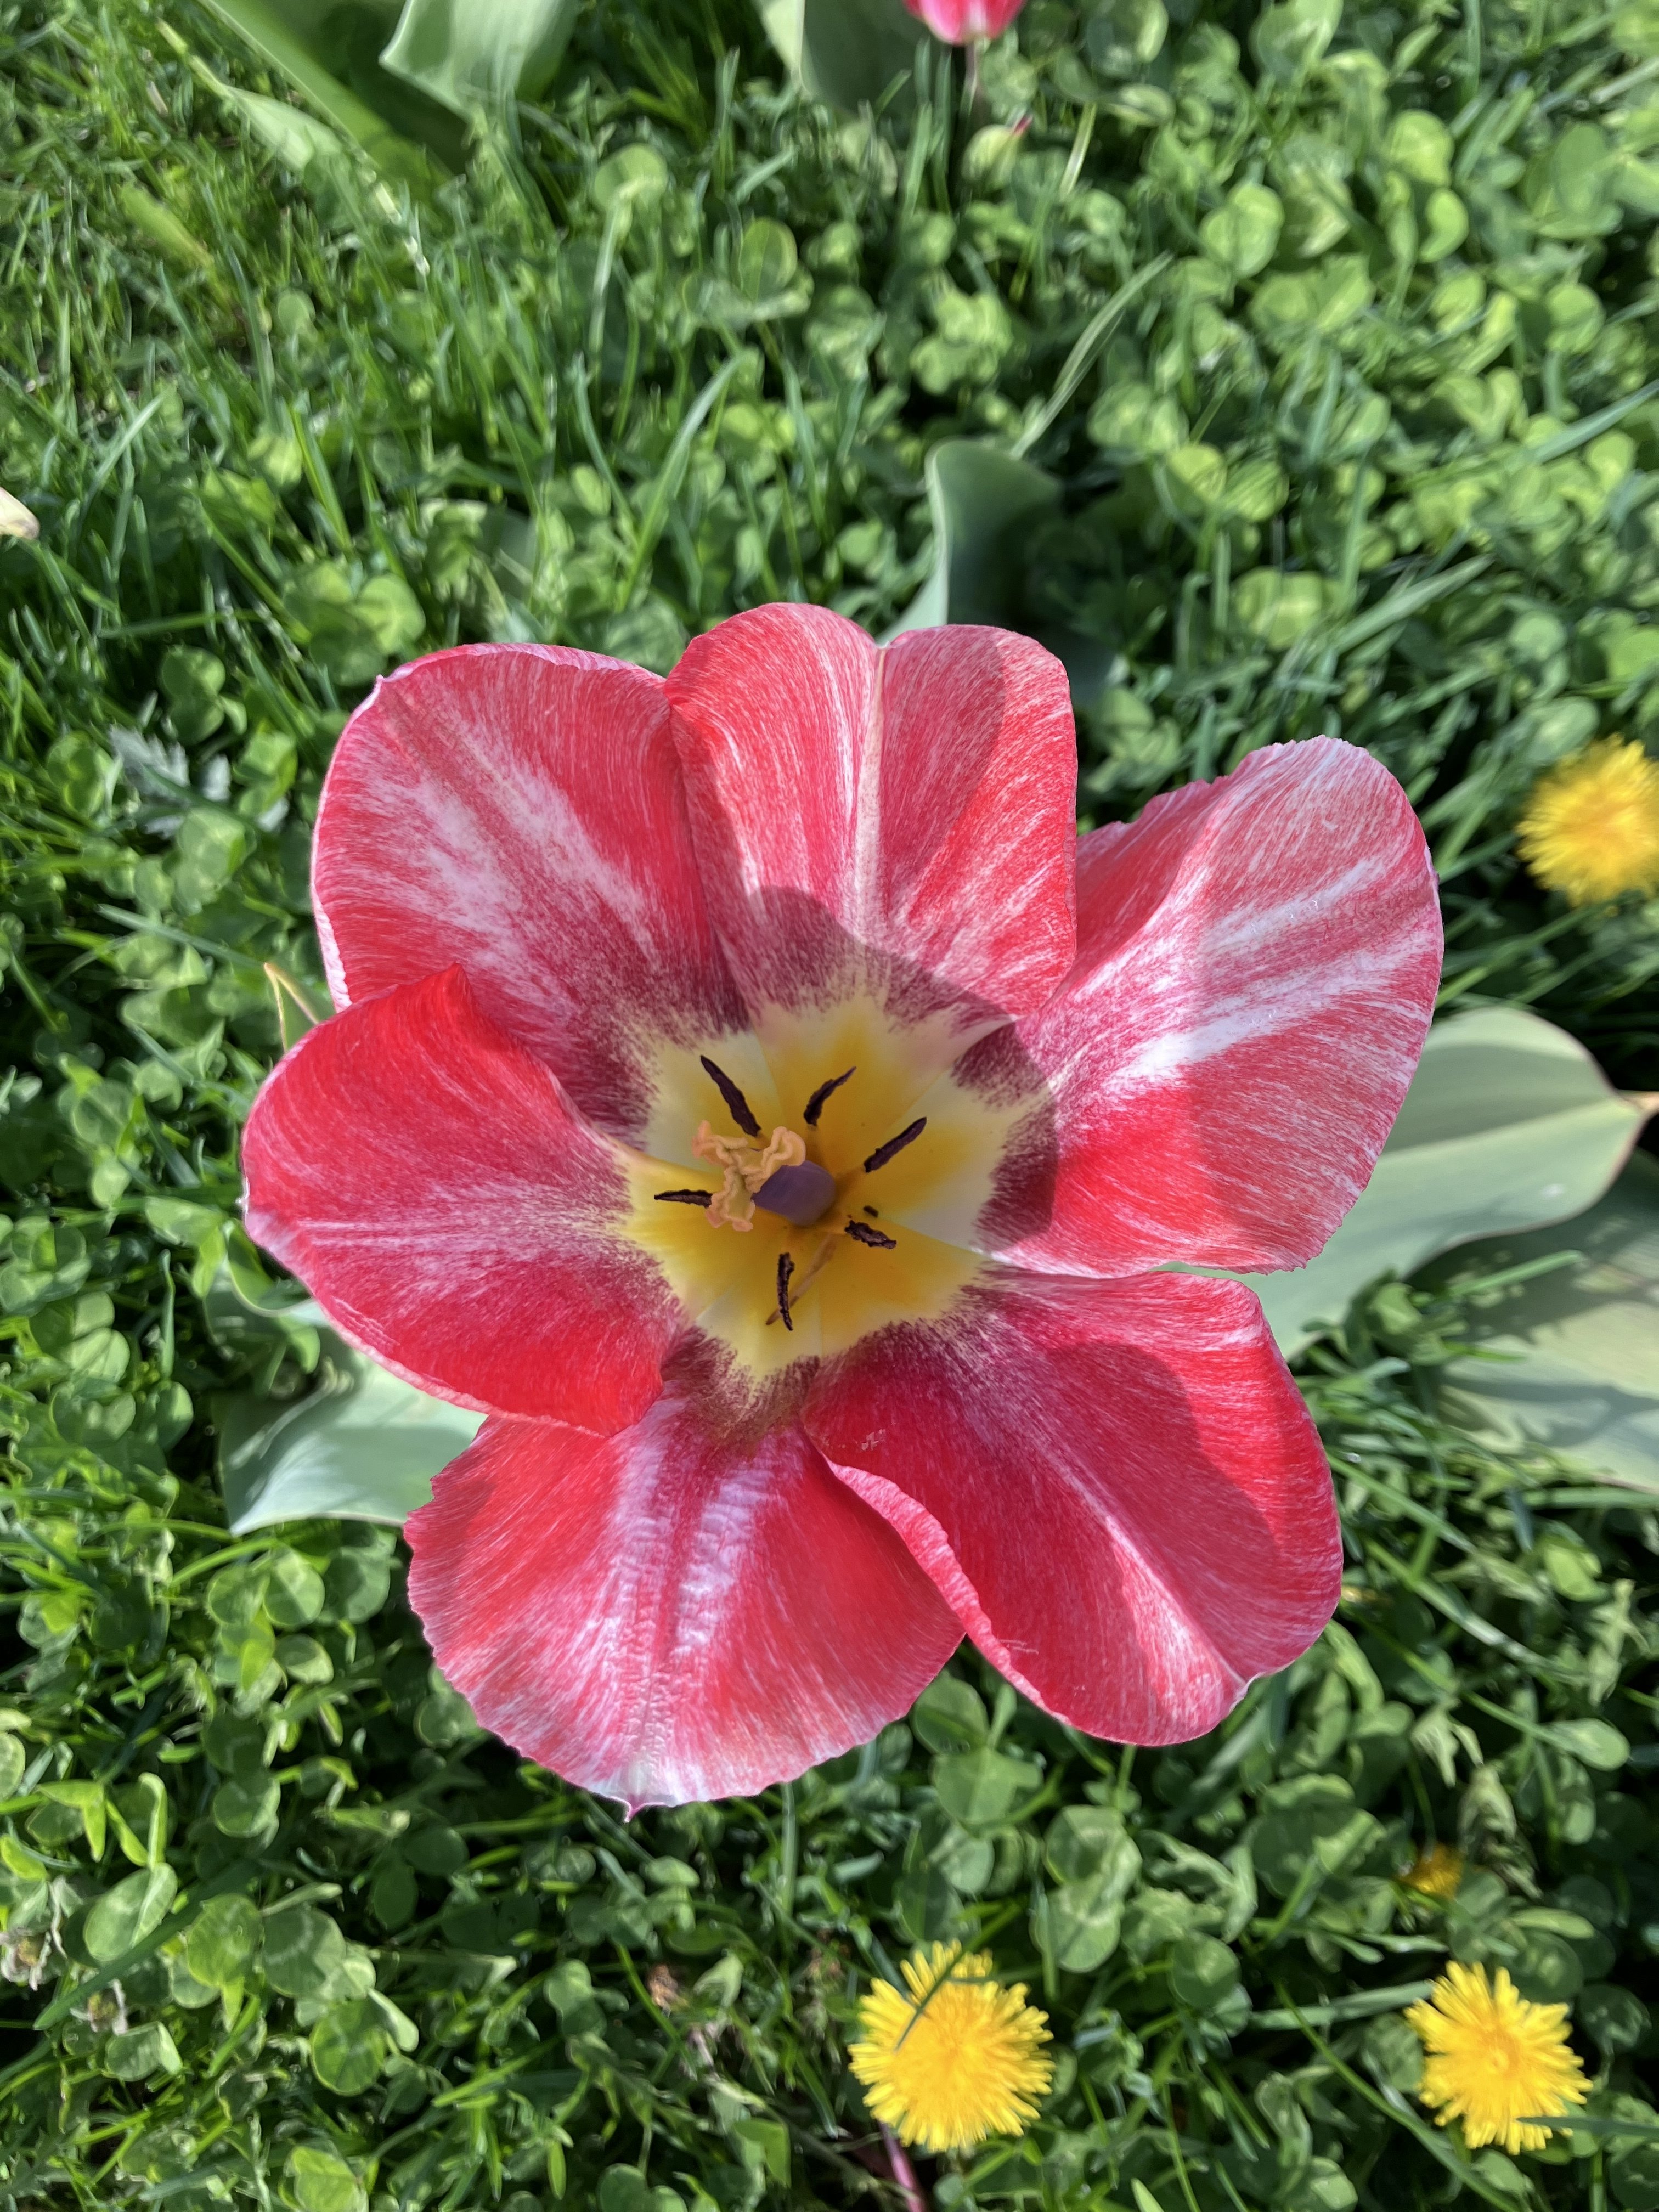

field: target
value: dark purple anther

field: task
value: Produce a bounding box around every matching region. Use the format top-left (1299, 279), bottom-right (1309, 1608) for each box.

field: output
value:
top-left (753, 1160), bottom-right (838, 1226)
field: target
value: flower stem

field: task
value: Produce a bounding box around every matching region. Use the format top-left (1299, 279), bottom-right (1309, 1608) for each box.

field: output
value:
top-left (881, 2125), bottom-right (929, 2212)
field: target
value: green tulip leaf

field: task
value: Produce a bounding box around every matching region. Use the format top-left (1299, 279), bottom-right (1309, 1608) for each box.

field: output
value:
top-left (379, 0), bottom-right (580, 121)
top-left (888, 439), bottom-right (1119, 698)
top-left (758, 0), bottom-right (933, 112)
top-left (194, 0), bottom-right (459, 188)
top-left (1243, 1008), bottom-right (1652, 1357)
top-left (890, 439), bottom-right (1061, 635)
top-left (1424, 1151), bottom-right (1659, 1494)
top-left (213, 89), bottom-right (362, 207)
top-left (211, 1271), bottom-right (480, 1533)
top-left (216, 1308), bottom-right (482, 1533)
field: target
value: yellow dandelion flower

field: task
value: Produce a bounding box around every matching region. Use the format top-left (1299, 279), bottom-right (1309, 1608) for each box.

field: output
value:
top-left (1402, 1842), bottom-right (1464, 1899)
top-left (1516, 738), bottom-right (1659, 906)
top-left (849, 1942), bottom-right (1053, 2156)
top-left (1406, 1962), bottom-right (1589, 2155)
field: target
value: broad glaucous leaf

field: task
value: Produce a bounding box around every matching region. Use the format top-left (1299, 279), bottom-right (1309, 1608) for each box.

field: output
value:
top-left (1241, 1009), bottom-right (1652, 1356)
top-left (217, 1299), bottom-right (481, 1532)
top-left (195, 0), bottom-right (456, 186)
top-left (379, 0), bottom-right (580, 120)
top-left (1427, 1152), bottom-right (1659, 1494)
top-left (757, 0), bottom-right (932, 111)
top-left (214, 91), bottom-right (362, 208)
top-left (889, 439), bottom-right (1060, 629)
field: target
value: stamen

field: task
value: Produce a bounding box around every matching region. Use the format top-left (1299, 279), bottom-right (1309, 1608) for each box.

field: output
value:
top-left (767, 1230), bottom-right (839, 1321)
top-left (803, 1066), bottom-right (856, 1126)
top-left (863, 1118), bottom-right (926, 1173)
top-left (694, 1121), bottom-right (806, 1232)
top-left (845, 1220), bottom-right (898, 1250)
top-left (776, 1252), bottom-right (794, 1330)
top-left (654, 1188), bottom-right (713, 1206)
top-left (700, 1056), bottom-right (761, 1138)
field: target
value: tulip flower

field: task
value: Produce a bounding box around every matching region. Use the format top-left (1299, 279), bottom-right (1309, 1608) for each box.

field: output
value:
top-left (904, 0), bottom-right (1027, 42)
top-left (244, 607), bottom-right (1441, 1809)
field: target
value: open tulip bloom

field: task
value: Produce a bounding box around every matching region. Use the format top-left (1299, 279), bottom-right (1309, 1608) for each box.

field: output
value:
top-left (244, 606), bottom-right (1442, 1810)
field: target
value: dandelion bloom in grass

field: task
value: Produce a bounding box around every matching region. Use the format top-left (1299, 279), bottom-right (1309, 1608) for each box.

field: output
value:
top-left (1517, 737), bottom-right (1659, 905)
top-left (1407, 1962), bottom-right (1589, 2154)
top-left (850, 1943), bottom-right (1052, 2154)
top-left (242, 604), bottom-right (1441, 1809)
top-left (1402, 1841), bottom-right (1464, 1899)
top-left (904, 0), bottom-right (1026, 41)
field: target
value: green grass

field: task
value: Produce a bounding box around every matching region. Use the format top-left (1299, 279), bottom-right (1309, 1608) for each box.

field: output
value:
top-left (1, 0), bottom-right (1657, 2207)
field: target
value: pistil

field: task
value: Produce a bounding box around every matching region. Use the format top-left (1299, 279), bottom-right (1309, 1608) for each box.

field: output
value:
top-left (753, 1159), bottom-right (838, 1225)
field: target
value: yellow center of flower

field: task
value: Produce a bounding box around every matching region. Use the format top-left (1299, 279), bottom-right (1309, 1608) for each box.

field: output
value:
top-left (1406, 1962), bottom-right (1589, 2157)
top-left (622, 995), bottom-right (1025, 1381)
top-left (848, 1942), bottom-right (1054, 2156)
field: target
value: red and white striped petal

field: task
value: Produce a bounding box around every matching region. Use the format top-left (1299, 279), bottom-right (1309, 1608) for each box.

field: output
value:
top-left (807, 1269), bottom-right (1339, 1747)
top-left (969, 736), bottom-right (1442, 1274)
top-left (312, 644), bottom-right (744, 1145)
top-left (405, 1389), bottom-right (963, 1810)
top-left (242, 966), bottom-right (684, 1430)
top-left (667, 609), bottom-right (1077, 1040)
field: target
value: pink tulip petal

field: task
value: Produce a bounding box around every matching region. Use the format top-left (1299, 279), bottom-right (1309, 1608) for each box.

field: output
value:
top-left (312, 644), bottom-right (744, 1144)
top-left (667, 608), bottom-right (1076, 1039)
top-left (969, 736), bottom-right (1442, 1273)
top-left (243, 966), bottom-right (684, 1429)
top-left (405, 1384), bottom-right (963, 1810)
top-left (807, 1269), bottom-right (1339, 1746)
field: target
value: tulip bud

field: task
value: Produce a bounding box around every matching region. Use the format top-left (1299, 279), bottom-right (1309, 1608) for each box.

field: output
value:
top-left (902, 0), bottom-right (1027, 45)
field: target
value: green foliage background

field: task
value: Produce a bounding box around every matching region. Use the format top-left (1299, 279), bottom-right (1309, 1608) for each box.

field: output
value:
top-left (1, 0), bottom-right (1657, 2207)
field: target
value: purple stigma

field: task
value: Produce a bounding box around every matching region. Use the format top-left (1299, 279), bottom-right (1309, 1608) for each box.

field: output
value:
top-left (753, 1160), bottom-right (838, 1227)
